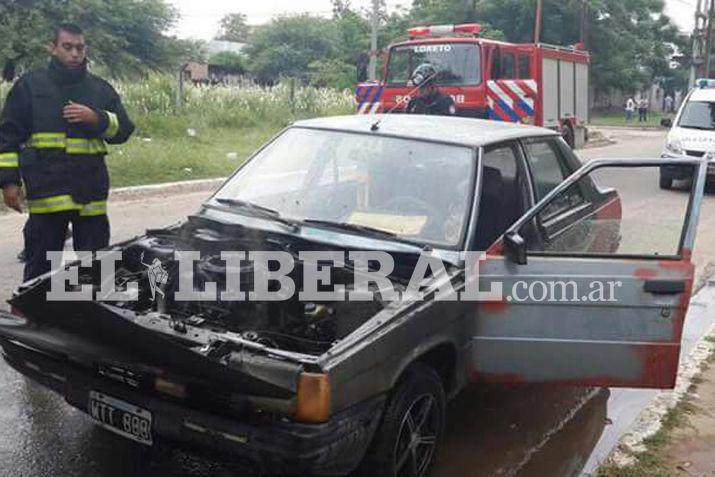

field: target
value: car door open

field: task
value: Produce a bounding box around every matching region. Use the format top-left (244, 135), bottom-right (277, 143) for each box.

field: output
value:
top-left (472, 157), bottom-right (707, 388)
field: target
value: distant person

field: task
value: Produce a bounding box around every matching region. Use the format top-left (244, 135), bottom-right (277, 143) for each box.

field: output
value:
top-left (638, 97), bottom-right (649, 122)
top-left (405, 63), bottom-right (456, 116)
top-left (664, 94), bottom-right (674, 114)
top-left (625, 97), bottom-right (635, 123)
top-left (0, 23), bottom-right (135, 281)
top-left (356, 52), bottom-right (369, 83)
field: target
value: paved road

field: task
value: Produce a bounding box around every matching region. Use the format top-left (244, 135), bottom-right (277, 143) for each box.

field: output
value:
top-left (1, 128), bottom-right (714, 477)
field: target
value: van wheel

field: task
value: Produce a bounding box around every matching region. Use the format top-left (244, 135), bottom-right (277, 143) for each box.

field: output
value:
top-left (359, 364), bottom-right (446, 477)
top-left (659, 173), bottom-right (673, 190)
top-left (562, 124), bottom-right (575, 148)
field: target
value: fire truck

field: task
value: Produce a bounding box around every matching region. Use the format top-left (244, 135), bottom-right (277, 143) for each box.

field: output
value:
top-left (355, 23), bottom-right (590, 147)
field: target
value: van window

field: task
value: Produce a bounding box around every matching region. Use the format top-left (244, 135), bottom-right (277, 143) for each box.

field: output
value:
top-left (678, 100), bottom-right (715, 130)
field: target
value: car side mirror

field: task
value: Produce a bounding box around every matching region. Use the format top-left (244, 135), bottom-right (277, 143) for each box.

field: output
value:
top-left (504, 231), bottom-right (527, 265)
top-left (660, 118), bottom-right (672, 128)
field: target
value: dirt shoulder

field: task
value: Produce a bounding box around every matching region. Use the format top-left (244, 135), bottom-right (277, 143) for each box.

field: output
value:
top-left (598, 342), bottom-right (715, 477)
top-left (662, 351), bottom-right (715, 476)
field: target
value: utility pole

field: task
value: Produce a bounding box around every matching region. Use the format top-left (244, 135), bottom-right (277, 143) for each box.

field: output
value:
top-left (368, 0), bottom-right (381, 80)
top-left (691, 0), bottom-right (708, 86)
top-left (705, 0), bottom-right (715, 78)
top-left (534, 0), bottom-right (543, 44)
top-left (579, 0), bottom-right (589, 49)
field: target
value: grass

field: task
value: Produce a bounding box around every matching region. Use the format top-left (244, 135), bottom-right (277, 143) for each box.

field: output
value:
top-left (590, 111), bottom-right (667, 128)
top-left (106, 126), bottom-right (276, 187)
top-left (596, 396), bottom-right (697, 477)
top-left (0, 75), bottom-right (357, 189)
top-left (596, 345), bottom-right (715, 477)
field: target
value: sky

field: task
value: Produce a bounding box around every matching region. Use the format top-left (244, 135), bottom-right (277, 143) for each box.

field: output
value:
top-left (167, 0), bottom-right (697, 40)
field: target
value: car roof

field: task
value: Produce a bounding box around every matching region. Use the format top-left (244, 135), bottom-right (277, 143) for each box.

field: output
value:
top-left (292, 114), bottom-right (559, 148)
top-left (688, 88), bottom-right (715, 102)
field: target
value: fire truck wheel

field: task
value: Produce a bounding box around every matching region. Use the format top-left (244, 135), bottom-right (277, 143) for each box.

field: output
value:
top-left (562, 124), bottom-right (575, 149)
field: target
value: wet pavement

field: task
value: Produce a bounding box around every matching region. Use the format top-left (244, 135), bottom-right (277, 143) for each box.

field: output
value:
top-left (1, 128), bottom-right (715, 476)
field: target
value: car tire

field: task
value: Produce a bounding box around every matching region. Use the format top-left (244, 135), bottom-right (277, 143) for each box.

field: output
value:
top-left (659, 174), bottom-right (673, 190)
top-left (357, 363), bottom-right (446, 477)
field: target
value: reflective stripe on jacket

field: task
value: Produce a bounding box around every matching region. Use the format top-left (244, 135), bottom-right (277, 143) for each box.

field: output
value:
top-left (0, 58), bottom-right (135, 213)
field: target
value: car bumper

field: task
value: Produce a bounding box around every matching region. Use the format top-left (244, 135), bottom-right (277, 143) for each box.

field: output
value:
top-left (660, 153), bottom-right (715, 179)
top-left (0, 338), bottom-right (385, 476)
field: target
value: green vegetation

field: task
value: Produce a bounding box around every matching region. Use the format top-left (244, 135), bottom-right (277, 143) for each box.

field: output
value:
top-left (1, 0), bottom-right (689, 92)
top-left (0, 0), bottom-right (184, 76)
top-left (115, 78), bottom-right (354, 185)
top-left (0, 76), bottom-right (356, 188)
top-left (215, 12), bottom-right (251, 43)
top-left (596, 344), bottom-right (715, 477)
top-left (596, 394), bottom-right (697, 477)
top-left (240, 0), bottom-right (687, 93)
top-left (590, 111), bottom-right (667, 128)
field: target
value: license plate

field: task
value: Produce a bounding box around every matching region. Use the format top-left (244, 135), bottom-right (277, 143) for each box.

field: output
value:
top-left (88, 391), bottom-right (153, 445)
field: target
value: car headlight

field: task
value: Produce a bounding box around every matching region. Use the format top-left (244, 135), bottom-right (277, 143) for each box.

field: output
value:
top-left (704, 150), bottom-right (715, 162)
top-left (665, 137), bottom-right (684, 155)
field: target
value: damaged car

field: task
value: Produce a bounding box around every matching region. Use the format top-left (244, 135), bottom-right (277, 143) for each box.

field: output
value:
top-left (0, 115), bottom-right (707, 477)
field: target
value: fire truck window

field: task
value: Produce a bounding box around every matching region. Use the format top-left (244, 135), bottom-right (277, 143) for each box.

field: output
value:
top-left (500, 53), bottom-right (516, 79)
top-left (518, 55), bottom-right (531, 79)
top-left (386, 44), bottom-right (481, 86)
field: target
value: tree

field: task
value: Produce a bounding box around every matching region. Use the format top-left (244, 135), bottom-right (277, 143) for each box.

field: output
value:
top-left (209, 51), bottom-right (246, 74)
top-left (216, 13), bottom-right (251, 43)
top-left (245, 14), bottom-right (339, 84)
top-left (406, 0), bottom-right (686, 94)
top-left (309, 58), bottom-right (356, 89)
top-left (0, 0), bottom-right (181, 77)
top-left (331, 1), bottom-right (371, 64)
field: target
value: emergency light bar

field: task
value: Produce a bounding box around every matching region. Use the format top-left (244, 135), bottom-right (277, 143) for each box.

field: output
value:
top-left (696, 78), bottom-right (715, 89)
top-left (407, 23), bottom-right (482, 38)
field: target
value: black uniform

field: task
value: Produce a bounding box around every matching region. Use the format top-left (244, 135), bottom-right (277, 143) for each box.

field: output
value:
top-left (406, 89), bottom-right (456, 116)
top-left (0, 57), bottom-right (134, 280)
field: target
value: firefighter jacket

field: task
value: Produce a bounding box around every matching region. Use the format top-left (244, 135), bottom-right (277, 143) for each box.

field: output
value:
top-left (0, 57), bottom-right (134, 216)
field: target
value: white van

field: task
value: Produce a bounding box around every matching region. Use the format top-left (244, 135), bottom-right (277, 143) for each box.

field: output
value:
top-left (661, 79), bottom-right (715, 189)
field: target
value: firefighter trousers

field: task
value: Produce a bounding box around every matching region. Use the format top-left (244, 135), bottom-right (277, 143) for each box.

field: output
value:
top-left (23, 211), bottom-right (110, 281)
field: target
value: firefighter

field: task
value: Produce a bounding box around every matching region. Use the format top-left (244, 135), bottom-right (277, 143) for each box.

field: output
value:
top-left (405, 63), bottom-right (456, 116)
top-left (0, 23), bottom-right (135, 281)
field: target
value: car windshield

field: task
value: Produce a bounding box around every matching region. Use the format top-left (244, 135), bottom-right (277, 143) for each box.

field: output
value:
top-left (678, 100), bottom-right (715, 130)
top-left (212, 128), bottom-right (476, 248)
top-left (386, 43), bottom-right (481, 86)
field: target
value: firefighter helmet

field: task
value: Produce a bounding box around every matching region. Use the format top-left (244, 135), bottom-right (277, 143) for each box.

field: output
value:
top-left (410, 63), bottom-right (438, 88)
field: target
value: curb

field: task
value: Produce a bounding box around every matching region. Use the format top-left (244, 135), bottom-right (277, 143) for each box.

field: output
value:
top-left (582, 130), bottom-right (617, 150)
top-left (0, 177), bottom-right (228, 215)
top-left (110, 177), bottom-right (227, 201)
top-left (589, 125), bottom-right (664, 131)
top-left (582, 138), bottom-right (616, 149)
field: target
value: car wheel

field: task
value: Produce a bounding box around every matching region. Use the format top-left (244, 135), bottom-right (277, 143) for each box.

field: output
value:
top-left (358, 363), bottom-right (446, 477)
top-left (659, 174), bottom-right (673, 190)
top-left (562, 124), bottom-right (575, 149)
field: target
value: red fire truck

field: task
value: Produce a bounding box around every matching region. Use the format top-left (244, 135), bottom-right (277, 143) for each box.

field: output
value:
top-left (355, 23), bottom-right (590, 147)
